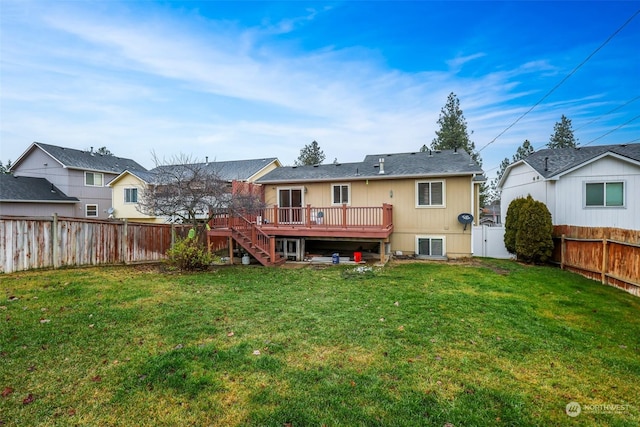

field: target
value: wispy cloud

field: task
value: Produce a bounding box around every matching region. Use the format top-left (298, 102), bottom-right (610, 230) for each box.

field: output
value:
top-left (1, 1), bottom-right (638, 175)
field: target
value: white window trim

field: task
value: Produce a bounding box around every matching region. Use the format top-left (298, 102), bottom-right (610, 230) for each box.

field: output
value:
top-left (85, 204), bottom-right (98, 217)
top-left (331, 183), bottom-right (351, 206)
top-left (415, 235), bottom-right (446, 258)
top-left (415, 180), bottom-right (446, 208)
top-left (124, 187), bottom-right (138, 204)
top-left (276, 186), bottom-right (305, 207)
top-left (583, 180), bottom-right (625, 208)
top-left (84, 171), bottom-right (104, 187)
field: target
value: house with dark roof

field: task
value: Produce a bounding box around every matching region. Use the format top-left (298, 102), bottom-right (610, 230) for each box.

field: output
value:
top-left (0, 175), bottom-right (80, 217)
top-left (208, 149), bottom-right (485, 265)
top-left (497, 143), bottom-right (640, 230)
top-left (107, 158), bottom-right (281, 223)
top-left (8, 142), bottom-right (146, 219)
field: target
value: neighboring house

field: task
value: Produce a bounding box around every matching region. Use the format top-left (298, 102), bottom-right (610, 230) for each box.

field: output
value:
top-left (498, 143), bottom-right (640, 230)
top-left (8, 142), bottom-right (146, 220)
top-left (108, 158), bottom-right (281, 223)
top-left (209, 149), bottom-right (485, 265)
top-left (0, 174), bottom-right (80, 217)
top-left (480, 201), bottom-right (501, 226)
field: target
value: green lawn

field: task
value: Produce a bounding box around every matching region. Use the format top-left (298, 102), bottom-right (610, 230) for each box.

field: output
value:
top-left (1, 259), bottom-right (638, 426)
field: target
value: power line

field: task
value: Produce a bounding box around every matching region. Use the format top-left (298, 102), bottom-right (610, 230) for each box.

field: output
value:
top-left (477, 8), bottom-right (640, 153)
top-left (575, 95), bottom-right (640, 131)
top-left (582, 114), bottom-right (640, 146)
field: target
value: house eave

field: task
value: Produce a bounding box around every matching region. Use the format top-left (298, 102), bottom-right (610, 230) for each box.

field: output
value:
top-left (259, 171), bottom-right (481, 185)
top-left (0, 199), bottom-right (79, 204)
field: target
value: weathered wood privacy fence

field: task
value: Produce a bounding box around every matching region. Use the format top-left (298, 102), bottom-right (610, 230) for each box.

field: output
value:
top-left (553, 225), bottom-right (640, 297)
top-left (0, 215), bottom-right (188, 274)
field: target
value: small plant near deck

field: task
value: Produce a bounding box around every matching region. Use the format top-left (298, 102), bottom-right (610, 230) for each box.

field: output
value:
top-left (166, 237), bottom-right (213, 271)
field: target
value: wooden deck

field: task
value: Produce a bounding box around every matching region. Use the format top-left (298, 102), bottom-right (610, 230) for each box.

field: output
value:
top-left (207, 204), bottom-right (393, 265)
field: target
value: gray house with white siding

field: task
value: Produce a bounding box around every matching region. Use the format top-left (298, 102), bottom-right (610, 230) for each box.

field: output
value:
top-left (497, 143), bottom-right (640, 231)
top-left (8, 142), bottom-right (146, 219)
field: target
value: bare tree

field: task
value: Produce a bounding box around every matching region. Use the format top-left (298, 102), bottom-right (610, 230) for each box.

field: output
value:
top-left (137, 153), bottom-right (230, 237)
top-left (137, 153), bottom-right (267, 238)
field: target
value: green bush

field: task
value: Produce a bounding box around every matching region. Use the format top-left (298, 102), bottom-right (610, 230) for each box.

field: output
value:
top-left (504, 197), bottom-right (528, 254)
top-left (166, 237), bottom-right (213, 271)
top-left (514, 196), bottom-right (554, 264)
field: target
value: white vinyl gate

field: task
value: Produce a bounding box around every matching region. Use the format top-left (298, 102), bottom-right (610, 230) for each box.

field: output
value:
top-left (473, 225), bottom-right (512, 259)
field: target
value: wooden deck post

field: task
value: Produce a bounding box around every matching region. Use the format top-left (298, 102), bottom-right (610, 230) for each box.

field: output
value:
top-left (251, 223), bottom-right (257, 248)
top-left (273, 205), bottom-right (279, 226)
top-left (270, 237), bottom-right (276, 264)
top-left (342, 204), bottom-right (347, 227)
top-left (306, 204), bottom-right (311, 227)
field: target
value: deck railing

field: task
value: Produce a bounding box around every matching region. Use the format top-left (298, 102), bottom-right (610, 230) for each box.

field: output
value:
top-left (232, 214), bottom-right (277, 262)
top-left (209, 204), bottom-right (392, 230)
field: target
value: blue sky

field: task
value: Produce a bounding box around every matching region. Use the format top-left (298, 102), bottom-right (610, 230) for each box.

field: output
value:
top-left (1, 1), bottom-right (639, 180)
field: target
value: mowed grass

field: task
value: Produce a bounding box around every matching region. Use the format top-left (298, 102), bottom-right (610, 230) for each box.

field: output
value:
top-left (1, 259), bottom-right (639, 426)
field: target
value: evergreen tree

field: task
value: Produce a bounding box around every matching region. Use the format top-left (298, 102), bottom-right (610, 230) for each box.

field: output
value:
top-left (514, 139), bottom-right (534, 161)
top-left (515, 196), bottom-right (554, 264)
top-left (295, 140), bottom-right (326, 166)
top-left (0, 159), bottom-right (12, 174)
top-left (430, 92), bottom-right (488, 206)
top-left (96, 146), bottom-right (114, 156)
top-left (487, 140), bottom-right (535, 204)
top-left (431, 92), bottom-right (481, 166)
top-left (548, 115), bottom-right (578, 149)
top-left (504, 197), bottom-right (528, 254)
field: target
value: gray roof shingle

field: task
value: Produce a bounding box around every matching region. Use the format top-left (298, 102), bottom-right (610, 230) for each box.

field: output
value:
top-left (149, 158), bottom-right (279, 182)
top-left (21, 142), bottom-right (147, 174)
top-left (523, 143), bottom-right (640, 178)
top-left (0, 175), bottom-right (79, 203)
top-left (257, 149), bottom-right (484, 183)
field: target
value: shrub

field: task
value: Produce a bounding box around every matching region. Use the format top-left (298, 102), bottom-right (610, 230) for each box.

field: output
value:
top-left (166, 237), bottom-right (213, 271)
top-left (504, 197), bottom-right (528, 254)
top-left (515, 196), bottom-right (554, 264)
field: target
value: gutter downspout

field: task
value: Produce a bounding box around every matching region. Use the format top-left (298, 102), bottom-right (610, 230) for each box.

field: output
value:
top-left (470, 174), bottom-right (476, 256)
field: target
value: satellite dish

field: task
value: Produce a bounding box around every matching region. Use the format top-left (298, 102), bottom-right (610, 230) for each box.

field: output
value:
top-left (107, 207), bottom-right (115, 214)
top-left (457, 213), bottom-right (474, 231)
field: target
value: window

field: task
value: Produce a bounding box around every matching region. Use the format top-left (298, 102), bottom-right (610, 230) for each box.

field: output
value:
top-left (124, 188), bottom-right (138, 203)
top-left (585, 182), bottom-right (624, 207)
top-left (416, 181), bottom-right (444, 207)
top-left (86, 204), bottom-right (98, 217)
top-left (332, 184), bottom-right (350, 205)
top-left (85, 172), bottom-right (104, 187)
top-left (416, 236), bottom-right (445, 257)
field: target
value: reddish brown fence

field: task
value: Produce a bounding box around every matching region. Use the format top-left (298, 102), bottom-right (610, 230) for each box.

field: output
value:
top-left (0, 215), bottom-right (190, 274)
top-left (553, 225), bottom-right (640, 297)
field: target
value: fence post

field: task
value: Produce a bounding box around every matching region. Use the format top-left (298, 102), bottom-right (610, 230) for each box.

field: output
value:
top-left (602, 239), bottom-right (608, 285)
top-left (52, 213), bottom-right (60, 269)
top-left (560, 234), bottom-right (565, 270)
top-left (123, 219), bottom-right (129, 265)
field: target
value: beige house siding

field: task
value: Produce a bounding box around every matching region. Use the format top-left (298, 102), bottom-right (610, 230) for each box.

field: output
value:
top-left (109, 173), bottom-right (164, 223)
top-left (263, 175), bottom-right (476, 258)
top-left (249, 162), bottom-right (280, 181)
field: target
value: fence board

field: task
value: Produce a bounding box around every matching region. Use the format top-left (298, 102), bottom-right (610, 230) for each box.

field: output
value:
top-left (553, 225), bottom-right (640, 297)
top-left (0, 216), bottom-right (190, 273)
